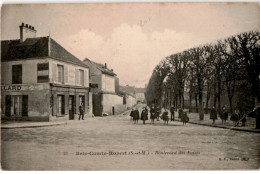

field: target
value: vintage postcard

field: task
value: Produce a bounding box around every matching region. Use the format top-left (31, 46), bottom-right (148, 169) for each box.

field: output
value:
top-left (1, 2), bottom-right (260, 170)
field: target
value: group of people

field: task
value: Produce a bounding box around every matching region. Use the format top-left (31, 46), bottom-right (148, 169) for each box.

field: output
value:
top-left (130, 105), bottom-right (189, 126)
top-left (209, 104), bottom-right (260, 129)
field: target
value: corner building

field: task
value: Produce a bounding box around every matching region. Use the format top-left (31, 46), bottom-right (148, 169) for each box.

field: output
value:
top-left (1, 23), bottom-right (91, 121)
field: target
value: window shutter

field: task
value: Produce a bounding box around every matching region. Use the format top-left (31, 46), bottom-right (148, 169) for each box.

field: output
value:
top-left (84, 70), bottom-right (88, 87)
top-left (75, 69), bottom-right (79, 85)
top-left (22, 95), bottom-right (28, 116)
top-left (52, 63), bottom-right (57, 83)
top-left (64, 66), bottom-right (68, 84)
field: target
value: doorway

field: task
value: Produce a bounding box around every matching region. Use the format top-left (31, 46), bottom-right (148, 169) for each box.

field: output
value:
top-left (69, 95), bottom-right (75, 120)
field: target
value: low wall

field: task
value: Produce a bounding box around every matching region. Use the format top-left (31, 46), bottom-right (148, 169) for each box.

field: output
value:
top-left (102, 93), bottom-right (126, 115)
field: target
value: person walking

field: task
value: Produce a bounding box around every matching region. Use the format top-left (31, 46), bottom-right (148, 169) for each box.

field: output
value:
top-left (178, 107), bottom-right (183, 120)
top-left (150, 105), bottom-right (156, 124)
top-left (161, 109), bottom-right (169, 125)
top-left (133, 107), bottom-right (140, 124)
top-left (170, 106), bottom-right (175, 121)
top-left (210, 106), bottom-right (217, 124)
top-left (156, 106), bottom-right (160, 121)
top-left (141, 107), bottom-right (148, 124)
top-left (130, 108), bottom-right (134, 120)
top-left (79, 102), bottom-right (84, 120)
top-left (181, 111), bottom-right (189, 125)
top-left (220, 106), bottom-right (228, 125)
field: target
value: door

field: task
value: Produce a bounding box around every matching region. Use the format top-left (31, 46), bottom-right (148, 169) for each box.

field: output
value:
top-left (22, 95), bottom-right (28, 116)
top-left (5, 95), bottom-right (11, 117)
top-left (69, 95), bottom-right (75, 120)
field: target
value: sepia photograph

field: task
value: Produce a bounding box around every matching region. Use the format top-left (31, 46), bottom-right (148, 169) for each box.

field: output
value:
top-left (1, 2), bottom-right (260, 171)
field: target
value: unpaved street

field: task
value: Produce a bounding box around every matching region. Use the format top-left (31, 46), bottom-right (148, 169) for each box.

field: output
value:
top-left (1, 107), bottom-right (259, 170)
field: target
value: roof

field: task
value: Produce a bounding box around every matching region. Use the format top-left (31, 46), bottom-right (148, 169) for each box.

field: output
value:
top-left (1, 37), bottom-right (88, 68)
top-left (135, 88), bottom-right (146, 93)
top-left (83, 58), bottom-right (116, 76)
top-left (119, 85), bottom-right (136, 95)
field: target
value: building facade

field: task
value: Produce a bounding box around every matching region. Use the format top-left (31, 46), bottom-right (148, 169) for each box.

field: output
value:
top-left (1, 23), bottom-right (92, 121)
top-left (83, 58), bottom-right (126, 116)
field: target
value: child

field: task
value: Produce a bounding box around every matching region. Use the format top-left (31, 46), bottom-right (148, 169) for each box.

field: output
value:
top-left (161, 109), bottom-right (169, 125)
top-left (181, 111), bottom-right (189, 125)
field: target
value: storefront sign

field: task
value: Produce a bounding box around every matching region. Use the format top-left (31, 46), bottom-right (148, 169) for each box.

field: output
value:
top-left (1, 85), bottom-right (21, 91)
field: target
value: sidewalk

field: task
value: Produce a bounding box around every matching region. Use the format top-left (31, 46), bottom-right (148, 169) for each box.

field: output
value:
top-left (1, 120), bottom-right (68, 129)
top-left (174, 111), bottom-right (260, 133)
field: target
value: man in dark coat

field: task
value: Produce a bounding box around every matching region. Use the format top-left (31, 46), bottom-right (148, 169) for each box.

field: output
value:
top-left (161, 109), bottom-right (169, 125)
top-left (150, 105), bottom-right (156, 124)
top-left (141, 107), bottom-right (148, 124)
top-left (133, 108), bottom-right (140, 124)
top-left (210, 106), bottom-right (217, 124)
top-left (170, 106), bottom-right (175, 121)
top-left (156, 106), bottom-right (161, 121)
top-left (220, 106), bottom-right (228, 125)
top-left (79, 102), bottom-right (84, 120)
top-left (130, 108), bottom-right (134, 120)
top-left (178, 107), bottom-right (183, 119)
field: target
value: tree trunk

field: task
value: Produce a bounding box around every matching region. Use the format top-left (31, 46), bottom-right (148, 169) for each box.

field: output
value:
top-left (195, 93), bottom-right (198, 113)
top-left (198, 91), bottom-right (204, 120)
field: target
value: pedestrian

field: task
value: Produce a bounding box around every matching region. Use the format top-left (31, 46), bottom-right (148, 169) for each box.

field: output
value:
top-left (230, 109), bottom-right (239, 126)
top-left (133, 107), bottom-right (140, 124)
top-left (210, 106), bottom-right (217, 124)
top-left (79, 102), bottom-right (84, 120)
top-left (150, 105), bottom-right (156, 124)
top-left (141, 107), bottom-right (148, 124)
top-left (181, 111), bottom-right (189, 125)
top-left (130, 108), bottom-right (134, 120)
top-left (170, 105), bottom-right (175, 121)
top-left (161, 109), bottom-right (169, 125)
top-left (178, 107), bottom-right (183, 119)
top-left (156, 106), bottom-right (160, 121)
top-left (220, 106), bottom-right (228, 125)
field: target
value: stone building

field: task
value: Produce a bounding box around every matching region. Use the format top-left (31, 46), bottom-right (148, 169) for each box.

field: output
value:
top-left (1, 23), bottom-right (92, 121)
top-left (83, 58), bottom-right (125, 116)
top-left (135, 88), bottom-right (146, 103)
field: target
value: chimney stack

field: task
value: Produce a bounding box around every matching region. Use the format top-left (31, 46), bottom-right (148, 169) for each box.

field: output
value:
top-left (19, 22), bottom-right (37, 43)
top-left (105, 63), bottom-right (107, 69)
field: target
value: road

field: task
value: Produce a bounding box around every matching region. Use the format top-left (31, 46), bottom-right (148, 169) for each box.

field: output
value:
top-left (1, 105), bottom-right (259, 170)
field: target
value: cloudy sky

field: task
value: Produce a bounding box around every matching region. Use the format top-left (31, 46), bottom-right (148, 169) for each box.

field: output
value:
top-left (2, 3), bottom-right (260, 87)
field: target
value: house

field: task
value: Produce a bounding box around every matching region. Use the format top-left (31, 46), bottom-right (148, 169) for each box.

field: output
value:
top-left (119, 85), bottom-right (137, 108)
top-left (1, 23), bottom-right (92, 121)
top-left (83, 58), bottom-right (125, 116)
top-left (135, 87), bottom-right (146, 103)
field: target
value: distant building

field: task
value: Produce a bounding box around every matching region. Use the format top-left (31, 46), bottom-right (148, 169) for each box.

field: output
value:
top-left (135, 88), bottom-right (146, 103)
top-left (83, 58), bottom-right (125, 116)
top-left (1, 23), bottom-right (91, 121)
top-left (119, 85), bottom-right (137, 108)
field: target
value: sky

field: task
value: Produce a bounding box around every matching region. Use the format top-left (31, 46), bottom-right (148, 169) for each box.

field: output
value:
top-left (1, 3), bottom-right (260, 87)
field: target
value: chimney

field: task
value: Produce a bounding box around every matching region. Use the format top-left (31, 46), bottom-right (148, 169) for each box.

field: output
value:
top-left (19, 22), bottom-right (37, 43)
top-left (111, 69), bottom-right (113, 72)
top-left (104, 63), bottom-right (107, 69)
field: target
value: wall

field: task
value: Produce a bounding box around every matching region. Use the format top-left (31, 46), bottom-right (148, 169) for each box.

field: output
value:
top-left (50, 59), bottom-right (89, 88)
top-left (101, 74), bottom-right (115, 93)
top-left (126, 95), bottom-right (137, 108)
top-left (1, 84), bottom-right (50, 121)
top-left (102, 93), bottom-right (125, 115)
top-left (1, 58), bottom-right (49, 85)
top-left (136, 93), bottom-right (145, 102)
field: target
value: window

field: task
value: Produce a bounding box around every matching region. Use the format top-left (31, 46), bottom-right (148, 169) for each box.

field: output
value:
top-left (12, 64), bottom-right (22, 84)
top-left (57, 95), bottom-right (65, 115)
top-left (57, 65), bottom-right (64, 84)
top-left (79, 69), bottom-right (84, 86)
top-left (37, 63), bottom-right (49, 83)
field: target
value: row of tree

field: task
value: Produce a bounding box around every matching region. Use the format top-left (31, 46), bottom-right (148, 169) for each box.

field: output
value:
top-left (145, 30), bottom-right (260, 120)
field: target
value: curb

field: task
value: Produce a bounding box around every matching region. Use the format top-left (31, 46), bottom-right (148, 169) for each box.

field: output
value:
top-left (1, 122), bottom-right (68, 129)
top-left (187, 121), bottom-right (260, 133)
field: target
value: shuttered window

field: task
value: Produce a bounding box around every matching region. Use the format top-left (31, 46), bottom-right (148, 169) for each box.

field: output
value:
top-left (57, 65), bottom-right (64, 84)
top-left (37, 63), bottom-right (49, 83)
